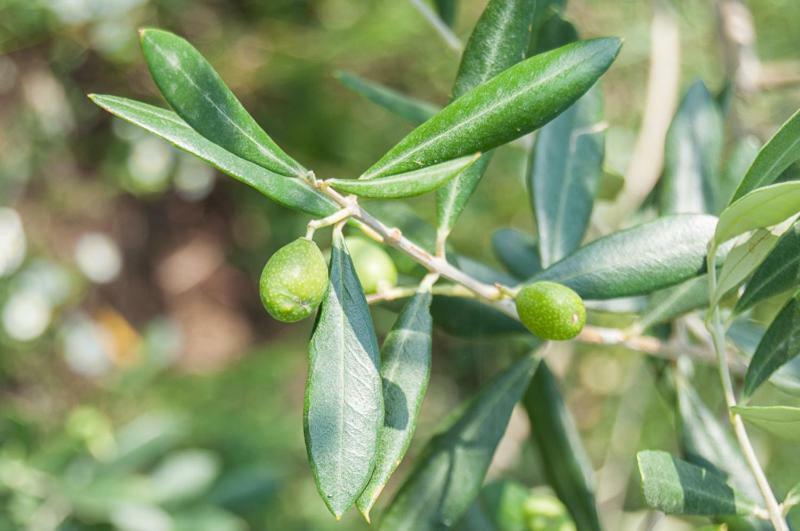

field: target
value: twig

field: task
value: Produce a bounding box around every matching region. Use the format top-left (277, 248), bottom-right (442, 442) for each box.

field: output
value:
top-left (408, 0), bottom-right (463, 53)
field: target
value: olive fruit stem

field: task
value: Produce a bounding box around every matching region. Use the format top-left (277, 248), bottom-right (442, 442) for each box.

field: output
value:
top-left (305, 202), bottom-right (358, 239)
top-left (705, 245), bottom-right (788, 531)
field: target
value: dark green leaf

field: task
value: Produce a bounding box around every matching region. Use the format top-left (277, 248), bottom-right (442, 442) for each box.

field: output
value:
top-left (713, 229), bottom-right (779, 305)
top-left (736, 220), bottom-right (800, 313)
top-left (491, 228), bottom-right (542, 279)
top-left (660, 81), bottom-right (723, 215)
top-left (529, 14), bottom-right (578, 56)
top-left (744, 296), bottom-right (800, 398)
top-left (305, 232), bottom-right (383, 518)
top-left (524, 362), bottom-right (601, 531)
top-left (335, 71), bottom-right (438, 125)
top-left (139, 29), bottom-right (305, 177)
top-left (328, 154), bottom-right (478, 199)
top-left (728, 319), bottom-right (800, 397)
top-left (530, 87), bottom-right (605, 267)
top-left (636, 450), bottom-right (760, 517)
top-left (533, 215), bottom-right (718, 299)
top-left (437, 0), bottom-right (536, 231)
top-left (461, 481), bottom-right (531, 531)
top-left (636, 275), bottom-right (709, 330)
top-left (89, 95), bottom-right (335, 217)
top-left (434, 0), bottom-right (458, 27)
top-left (731, 108), bottom-right (800, 202)
top-left (431, 296), bottom-right (527, 337)
top-left (379, 355), bottom-right (540, 531)
top-left (362, 38), bottom-right (621, 180)
top-left (732, 405), bottom-right (800, 442)
top-left (715, 181), bottom-right (800, 245)
top-left (357, 291), bottom-right (433, 519)
top-left (453, 254), bottom-right (519, 287)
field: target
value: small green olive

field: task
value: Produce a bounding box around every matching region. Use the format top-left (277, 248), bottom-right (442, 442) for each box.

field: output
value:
top-left (344, 236), bottom-right (398, 294)
top-left (260, 238), bottom-right (328, 323)
top-left (515, 281), bottom-right (586, 340)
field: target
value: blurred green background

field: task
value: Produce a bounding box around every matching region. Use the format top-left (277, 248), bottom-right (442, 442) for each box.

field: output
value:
top-left (1, 0), bottom-right (799, 529)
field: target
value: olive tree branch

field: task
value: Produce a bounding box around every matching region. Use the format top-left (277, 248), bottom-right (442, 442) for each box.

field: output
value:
top-left (705, 245), bottom-right (788, 531)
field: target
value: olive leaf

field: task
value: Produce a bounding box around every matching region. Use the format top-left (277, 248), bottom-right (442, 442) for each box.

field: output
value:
top-left (327, 154), bottom-right (479, 199)
top-left (533, 215), bottom-right (718, 299)
top-left (732, 405), bottom-right (800, 442)
top-left (731, 108), bottom-right (800, 202)
top-left (335, 71), bottom-right (438, 125)
top-left (636, 451), bottom-right (761, 517)
top-left (743, 296), bottom-right (800, 399)
top-left (460, 481), bottom-right (531, 531)
top-left (434, 0), bottom-right (458, 27)
top-left (712, 229), bottom-right (779, 305)
top-left (379, 354), bottom-right (540, 531)
top-left (530, 86), bottom-right (605, 267)
top-left (431, 296), bottom-right (528, 338)
top-left (524, 362), bottom-right (601, 531)
top-left (636, 275), bottom-right (709, 330)
top-left (728, 319), bottom-right (800, 397)
top-left (715, 181), bottom-right (800, 246)
top-left (357, 291), bottom-right (433, 520)
top-left (89, 95), bottom-right (336, 217)
top-left (660, 81), bottom-right (723, 215)
top-left (491, 228), bottom-right (542, 279)
top-left (362, 38), bottom-right (621, 180)
top-left (717, 136), bottom-right (760, 213)
top-left (436, 0), bottom-right (536, 232)
top-left (736, 220), bottom-right (800, 314)
top-left (305, 232), bottom-right (383, 518)
top-left (139, 29), bottom-right (306, 177)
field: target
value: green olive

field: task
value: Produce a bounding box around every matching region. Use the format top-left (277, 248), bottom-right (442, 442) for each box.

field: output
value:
top-left (260, 238), bottom-right (328, 323)
top-left (515, 281), bottom-right (586, 340)
top-left (344, 236), bottom-right (398, 294)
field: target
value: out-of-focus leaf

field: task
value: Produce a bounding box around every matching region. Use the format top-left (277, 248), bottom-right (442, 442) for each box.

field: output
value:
top-left (660, 81), bottom-right (723, 215)
top-left (379, 354), bottom-right (540, 531)
top-left (328, 154), bottom-right (478, 199)
top-left (453, 254), bottom-right (519, 287)
top-left (744, 296), bottom-right (800, 398)
top-left (362, 39), bottom-right (621, 179)
top-left (597, 168), bottom-right (625, 201)
top-left (460, 480), bottom-right (530, 531)
top-left (431, 296), bottom-right (527, 337)
top-left (636, 275), bottom-right (709, 330)
top-left (529, 14), bottom-right (578, 55)
top-left (305, 232), bottom-right (383, 518)
top-left (717, 136), bottom-right (760, 212)
top-left (728, 319), bottom-right (800, 397)
top-left (736, 220), bottom-right (800, 313)
top-left (732, 405), bottom-right (800, 442)
top-left (437, 0), bottom-right (536, 232)
top-left (530, 87), bottom-right (605, 267)
top-left (714, 181), bottom-right (800, 245)
top-left (731, 108), bottom-right (800, 202)
top-left (357, 292), bottom-right (433, 520)
top-left (434, 0), bottom-right (458, 27)
top-left (636, 451), bottom-right (760, 517)
top-left (139, 29), bottom-right (305, 177)
top-left (713, 229), bottom-right (779, 305)
top-left (533, 215), bottom-right (718, 299)
top-left (89, 95), bottom-right (335, 217)
top-left (524, 362), bottom-right (601, 531)
top-left (491, 228), bottom-right (542, 279)
top-left (335, 71), bottom-right (438, 125)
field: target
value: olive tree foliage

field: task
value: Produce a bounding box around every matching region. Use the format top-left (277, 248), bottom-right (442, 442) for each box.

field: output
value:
top-left (90, 1), bottom-right (800, 529)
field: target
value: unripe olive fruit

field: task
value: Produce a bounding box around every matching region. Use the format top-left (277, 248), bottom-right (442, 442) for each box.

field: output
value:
top-left (343, 236), bottom-right (397, 294)
top-left (259, 238), bottom-right (328, 323)
top-left (515, 281), bottom-right (586, 340)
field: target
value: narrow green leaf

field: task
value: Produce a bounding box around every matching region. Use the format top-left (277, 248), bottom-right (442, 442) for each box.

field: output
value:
top-left (379, 354), bottom-right (540, 531)
top-left (636, 275), bottom-right (709, 330)
top-left (533, 215), bottom-right (718, 299)
top-left (744, 296), bottom-right (800, 398)
top-left (328, 154), bottom-right (479, 199)
top-left (732, 405), bottom-right (800, 442)
top-left (713, 229), bottom-right (779, 305)
top-left (357, 291), bottom-right (433, 520)
top-left (89, 95), bottom-right (335, 217)
top-left (305, 232), bottom-right (383, 518)
top-left (436, 0), bottom-right (536, 231)
top-left (715, 181), bottom-right (800, 245)
top-left (362, 38), bottom-right (622, 180)
top-left (335, 71), bottom-right (438, 125)
top-left (529, 14), bottom-right (578, 56)
top-left (731, 108), bottom-right (800, 202)
top-left (728, 319), bottom-right (800, 397)
top-left (736, 220), bottom-right (800, 313)
top-left (139, 29), bottom-right (305, 177)
top-left (491, 228), bottom-right (542, 279)
top-left (524, 362), bottom-right (601, 531)
top-left (717, 136), bottom-right (760, 213)
top-left (431, 296), bottom-right (528, 337)
top-left (530, 87), bottom-right (605, 267)
top-left (660, 81), bottom-right (723, 215)
top-left (434, 0), bottom-right (458, 27)
top-left (454, 254), bottom-right (519, 287)
top-left (461, 481), bottom-right (531, 531)
top-left (636, 450), bottom-right (760, 517)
